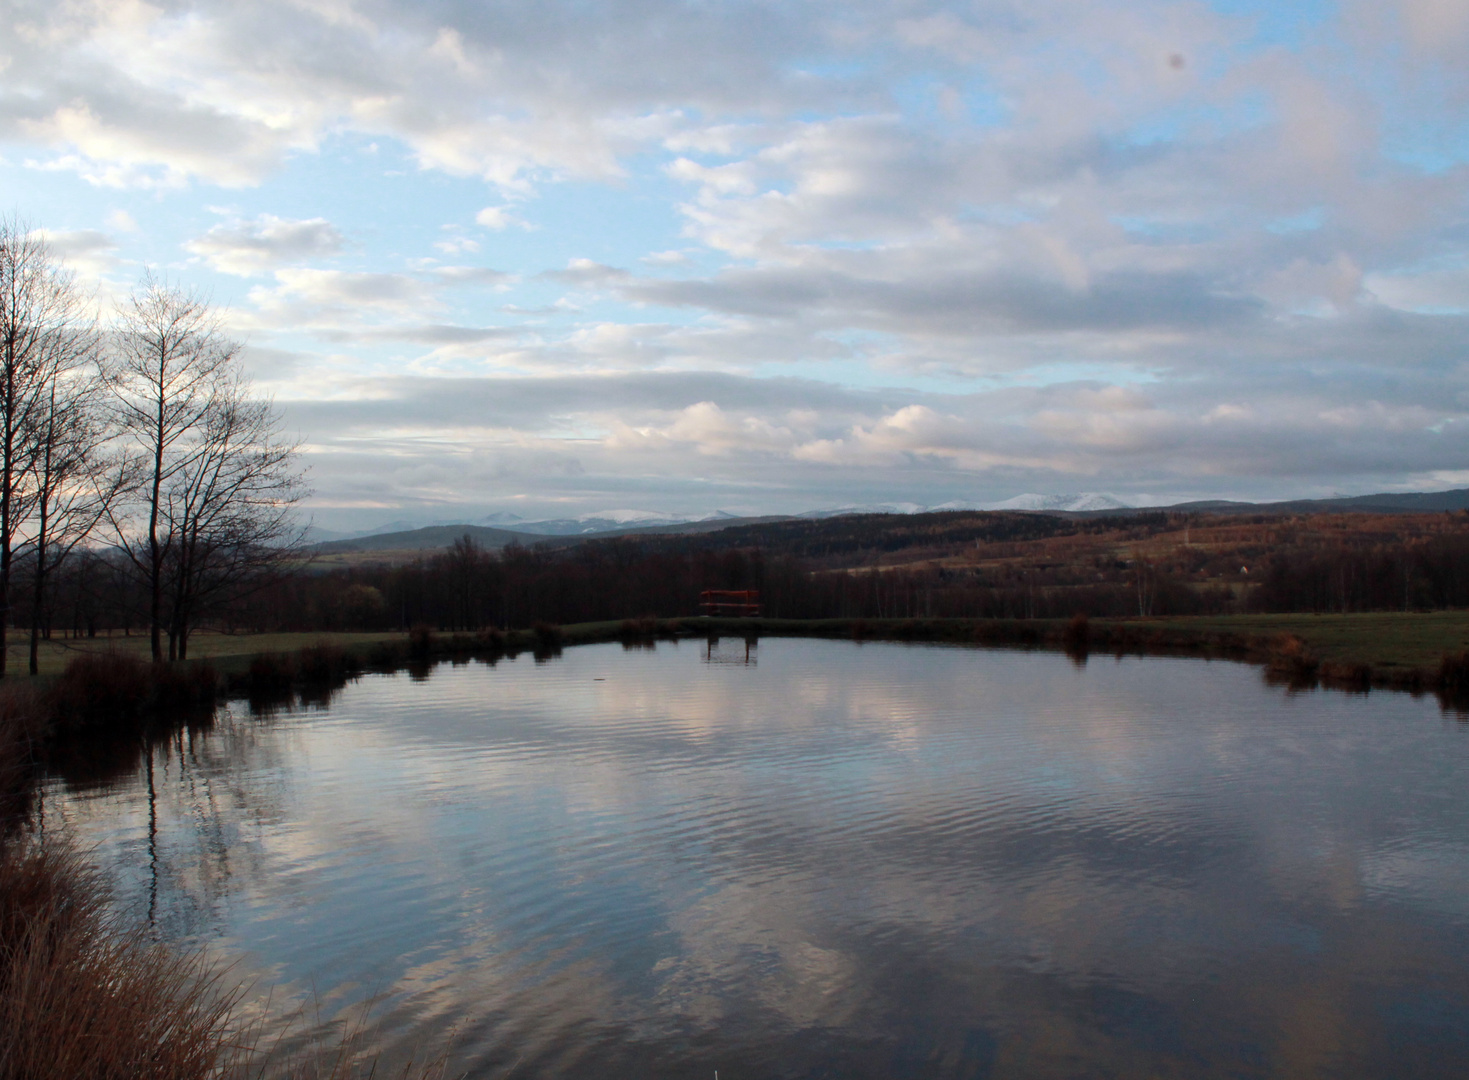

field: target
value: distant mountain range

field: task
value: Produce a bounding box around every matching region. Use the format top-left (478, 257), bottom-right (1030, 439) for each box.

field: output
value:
top-left (306, 488), bottom-right (1469, 555)
top-left (306, 508), bottom-right (747, 543)
top-left (306, 494), bottom-right (1132, 544)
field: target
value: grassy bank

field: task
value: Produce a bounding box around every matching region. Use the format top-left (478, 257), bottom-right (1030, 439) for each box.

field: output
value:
top-left (4, 631), bottom-right (409, 679)
top-left (18, 611), bottom-right (1469, 701)
top-left (560, 611), bottom-right (1469, 700)
top-left (1103, 611), bottom-right (1469, 671)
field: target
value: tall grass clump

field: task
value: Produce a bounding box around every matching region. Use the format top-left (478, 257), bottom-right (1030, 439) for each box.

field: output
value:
top-left (295, 644), bottom-right (359, 686)
top-left (0, 835), bottom-right (238, 1080)
top-left (246, 652), bottom-right (297, 698)
top-left (407, 624), bottom-right (435, 661)
top-left (1436, 650), bottom-right (1469, 712)
top-left (48, 652), bottom-right (153, 732)
top-left (0, 834), bottom-right (456, 1080)
top-left (152, 662), bottom-right (222, 714)
top-left (1265, 634), bottom-right (1319, 686)
top-left (618, 616), bottom-right (656, 643)
top-left (1438, 649), bottom-right (1469, 694)
top-left (1061, 613), bottom-right (1090, 657)
top-left (0, 685), bottom-right (46, 826)
top-left (531, 621), bottom-right (563, 661)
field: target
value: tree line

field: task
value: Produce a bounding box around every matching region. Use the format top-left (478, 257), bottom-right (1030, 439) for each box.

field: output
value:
top-left (0, 219), bottom-right (305, 674)
top-left (205, 521), bottom-right (1469, 634)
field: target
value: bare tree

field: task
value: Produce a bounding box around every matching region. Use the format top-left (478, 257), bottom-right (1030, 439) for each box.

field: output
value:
top-left (108, 274), bottom-right (235, 662)
top-left (108, 273), bottom-right (304, 661)
top-left (160, 374), bottom-right (306, 659)
top-left (0, 218), bottom-right (96, 677)
top-left (23, 372), bottom-right (128, 674)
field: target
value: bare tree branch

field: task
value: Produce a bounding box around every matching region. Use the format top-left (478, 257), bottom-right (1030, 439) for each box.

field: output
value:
top-left (0, 218), bottom-right (97, 677)
top-left (107, 273), bottom-right (307, 661)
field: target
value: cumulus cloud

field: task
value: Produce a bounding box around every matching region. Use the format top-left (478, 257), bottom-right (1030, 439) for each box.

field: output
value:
top-left (270, 350), bottom-right (1469, 525)
top-left (104, 209), bottom-right (139, 233)
top-left (432, 266), bottom-right (514, 287)
top-left (474, 206), bottom-right (530, 230)
top-left (34, 228), bottom-right (119, 278)
top-left (185, 214), bottom-right (345, 275)
top-left (547, 258), bottom-right (629, 287)
top-left (245, 269), bottom-right (443, 330)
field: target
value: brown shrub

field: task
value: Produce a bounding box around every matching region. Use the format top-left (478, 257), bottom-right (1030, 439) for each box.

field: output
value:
top-left (296, 644), bottom-right (358, 686)
top-left (48, 652), bottom-right (153, 732)
top-left (248, 652), bottom-right (297, 695)
top-left (618, 616), bottom-right (657, 643)
top-left (152, 662), bottom-right (222, 714)
top-left (1266, 634), bottom-right (1319, 685)
top-left (1061, 612), bottom-right (1090, 655)
top-left (407, 624), bottom-right (435, 660)
top-left (365, 640), bottom-right (404, 671)
top-left (1439, 649), bottom-right (1469, 693)
top-left (1319, 660), bottom-right (1373, 692)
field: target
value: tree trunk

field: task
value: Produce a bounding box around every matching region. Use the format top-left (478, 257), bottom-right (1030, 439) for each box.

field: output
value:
top-left (148, 368), bottom-right (165, 663)
top-left (0, 350), bottom-right (14, 680)
top-left (29, 501), bottom-right (46, 676)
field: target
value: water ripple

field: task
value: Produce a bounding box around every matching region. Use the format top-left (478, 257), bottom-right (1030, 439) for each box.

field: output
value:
top-left (45, 639), bottom-right (1469, 1078)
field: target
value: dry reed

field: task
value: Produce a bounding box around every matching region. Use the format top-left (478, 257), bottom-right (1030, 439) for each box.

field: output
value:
top-left (0, 670), bottom-right (454, 1080)
top-left (0, 833), bottom-right (456, 1080)
top-left (0, 836), bottom-right (239, 1080)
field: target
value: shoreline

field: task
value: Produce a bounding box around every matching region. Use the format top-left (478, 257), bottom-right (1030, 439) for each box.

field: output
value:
top-left (16, 611), bottom-right (1469, 704)
top-left (201, 612), bottom-right (1469, 708)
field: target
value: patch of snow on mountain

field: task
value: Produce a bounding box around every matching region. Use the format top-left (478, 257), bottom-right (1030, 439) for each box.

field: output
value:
top-left (986, 493), bottom-right (1131, 512)
top-left (580, 508), bottom-right (681, 525)
top-left (478, 511), bottom-right (527, 526)
top-left (927, 500), bottom-right (986, 512)
top-left (800, 502), bottom-right (928, 518)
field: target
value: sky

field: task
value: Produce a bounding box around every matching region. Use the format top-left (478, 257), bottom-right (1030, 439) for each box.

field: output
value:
top-left (2, 0), bottom-right (1468, 530)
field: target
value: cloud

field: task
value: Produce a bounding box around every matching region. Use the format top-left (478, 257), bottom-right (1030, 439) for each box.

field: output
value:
top-left (35, 228), bottom-right (119, 278)
top-left (432, 266), bottom-right (514, 287)
top-left (104, 209), bottom-right (139, 233)
top-left (1366, 266), bottom-right (1469, 313)
top-left (0, 0), bottom-right (843, 192)
top-left (316, 325), bottom-right (518, 346)
top-left (246, 268), bottom-right (442, 327)
top-left (268, 349), bottom-right (1469, 525)
top-left (474, 206), bottom-right (529, 230)
top-left (433, 235), bottom-right (480, 254)
top-left (546, 258), bottom-right (630, 287)
top-left (185, 215), bottom-right (345, 275)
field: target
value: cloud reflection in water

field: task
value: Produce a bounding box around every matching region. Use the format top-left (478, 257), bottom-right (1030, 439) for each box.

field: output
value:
top-left (48, 640), bottom-right (1469, 1078)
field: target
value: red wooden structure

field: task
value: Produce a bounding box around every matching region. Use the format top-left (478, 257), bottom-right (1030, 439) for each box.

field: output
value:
top-left (699, 589), bottom-right (761, 616)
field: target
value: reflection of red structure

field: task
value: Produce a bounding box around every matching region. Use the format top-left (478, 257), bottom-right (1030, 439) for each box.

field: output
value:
top-left (699, 589), bottom-right (761, 616)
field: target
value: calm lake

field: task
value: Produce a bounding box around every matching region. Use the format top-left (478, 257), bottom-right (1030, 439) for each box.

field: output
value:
top-left (44, 638), bottom-right (1469, 1078)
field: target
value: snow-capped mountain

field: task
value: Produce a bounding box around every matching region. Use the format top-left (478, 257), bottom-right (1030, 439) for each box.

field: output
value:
top-left (799, 502), bottom-right (929, 519)
top-left (982, 492), bottom-right (1132, 512)
top-left (507, 509), bottom-right (743, 536)
top-left (796, 496), bottom-right (1133, 518)
top-left (311, 496), bottom-right (1137, 544)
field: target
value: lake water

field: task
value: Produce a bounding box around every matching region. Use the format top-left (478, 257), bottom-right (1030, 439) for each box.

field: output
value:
top-left (44, 638), bottom-right (1469, 1078)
